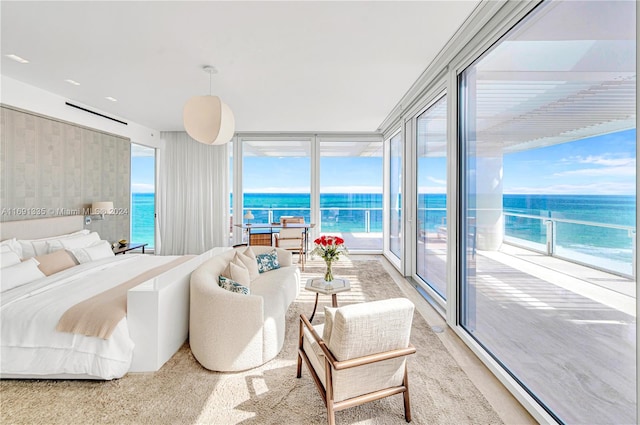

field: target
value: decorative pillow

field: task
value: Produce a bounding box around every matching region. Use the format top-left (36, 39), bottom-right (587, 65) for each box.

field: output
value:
top-left (18, 229), bottom-right (91, 259)
top-left (1, 245), bottom-right (21, 268)
top-left (218, 275), bottom-right (250, 295)
top-left (236, 247), bottom-right (260, 281)
top-left (34, 250), bottom-right (78, 276)
top-left (256, 249), bottom-right (280, 273)
top-left (222, 258), bottom-right (251, 288)
top-left (322, 306), bottom-right (337, 345)
top-left (0, 258), bottom-right (45, 292)
top-left (70, 240), bottom-right (115, 264)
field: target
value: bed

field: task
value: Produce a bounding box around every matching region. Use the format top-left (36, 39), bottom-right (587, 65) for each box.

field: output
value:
top-left (0, 216), bottom-right (227, 380)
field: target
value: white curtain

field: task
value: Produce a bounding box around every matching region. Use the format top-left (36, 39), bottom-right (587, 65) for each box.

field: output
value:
top-left (157, 132), bottom-right (229, 255)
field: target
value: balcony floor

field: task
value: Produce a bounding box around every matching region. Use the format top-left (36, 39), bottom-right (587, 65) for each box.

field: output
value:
top-left (299, 230), bottom-right (636, 423)
top-left (413, 238), bottom-right (636, 424)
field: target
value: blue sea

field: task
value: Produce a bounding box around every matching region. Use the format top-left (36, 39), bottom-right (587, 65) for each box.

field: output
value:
top-left (131, 193), bottom-right (636, 273)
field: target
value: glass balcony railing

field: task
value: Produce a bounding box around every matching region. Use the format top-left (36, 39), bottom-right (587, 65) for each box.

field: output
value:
top-left (234, 206), bottom-right (635, 277)
top-left (237, 207), bottom-right (383, 233)
top-left (504, 212), bottom-right (636, 278)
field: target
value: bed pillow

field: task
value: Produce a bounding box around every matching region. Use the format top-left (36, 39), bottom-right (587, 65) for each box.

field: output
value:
top-left (49, 232), bottom-right (101, 252)
top-left (0, 258), bottom-right (45, 292)
top-left (218, 275), bottom-right (250, 295)
top-left (256, 249), bottom-right (280, 273)
top-left (237, 247), bottom-right (260, 281)
top-left (70, 240), bottom-right (115, 264)
top-left (1, 245), bottom-right (22, 268)
top-left (34, 250), bottom-right (78, 276)
top-left (1, 238), bottom-right (23, 260)
top-left (18, 229), bottom-right (91, 259)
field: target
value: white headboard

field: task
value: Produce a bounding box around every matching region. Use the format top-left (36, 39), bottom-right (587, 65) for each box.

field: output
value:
top-left (0, 216), bottom-right (85, 240)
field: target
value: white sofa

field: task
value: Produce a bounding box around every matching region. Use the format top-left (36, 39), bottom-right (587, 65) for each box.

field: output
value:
top-left (189, 246), bottom-right (300, 372)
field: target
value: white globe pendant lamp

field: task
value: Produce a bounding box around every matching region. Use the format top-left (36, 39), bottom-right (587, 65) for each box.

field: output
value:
top-left (183, 66), bottom-right (235, 145)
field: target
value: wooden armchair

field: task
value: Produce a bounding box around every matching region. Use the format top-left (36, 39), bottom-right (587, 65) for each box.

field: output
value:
top-left (297, 298), bottom-right (416, 425)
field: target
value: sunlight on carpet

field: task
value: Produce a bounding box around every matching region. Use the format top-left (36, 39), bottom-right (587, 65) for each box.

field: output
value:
top-left (1, 259), bottom-right (503, 425)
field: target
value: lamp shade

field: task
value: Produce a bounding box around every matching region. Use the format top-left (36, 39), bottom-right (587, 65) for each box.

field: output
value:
top-left (183, 95), bottom-right (235, 145)
top-left (244, 211), bottom-right (254, 220)
top-left (92, 201), bottom-right (114, 215)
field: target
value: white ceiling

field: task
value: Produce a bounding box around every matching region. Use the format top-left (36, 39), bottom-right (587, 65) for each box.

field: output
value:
top-left (0, 1), bottom-right (480, 133)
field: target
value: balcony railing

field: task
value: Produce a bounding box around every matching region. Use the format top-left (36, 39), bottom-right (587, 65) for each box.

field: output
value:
top-left (504, 212), bottom-right (636, 278)
top-left (235, 206), bottom-right (635, 277)
top-left (238, 207), bottom-right (383, 233)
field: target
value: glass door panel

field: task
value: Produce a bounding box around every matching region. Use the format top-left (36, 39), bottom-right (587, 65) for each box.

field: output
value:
top-left (416, 95), bottom-right (447, 299)
top-left (130, 143), bottom-right (155, 249)
top-left (389, 132), bottom-right (402, 259)
top-left (459, 1), bottom-right (636, 423)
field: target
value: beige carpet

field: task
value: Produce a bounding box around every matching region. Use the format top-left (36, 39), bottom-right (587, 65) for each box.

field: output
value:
top-left (1, 259), bottom-right (503, 425)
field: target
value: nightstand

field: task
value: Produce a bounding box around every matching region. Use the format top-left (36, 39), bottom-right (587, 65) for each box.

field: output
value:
top-left (113, 242), bottom-right (148, 255)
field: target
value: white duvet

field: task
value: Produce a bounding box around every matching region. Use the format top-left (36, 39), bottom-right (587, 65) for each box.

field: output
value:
top-left (1, 254), bottom-right (182, 380)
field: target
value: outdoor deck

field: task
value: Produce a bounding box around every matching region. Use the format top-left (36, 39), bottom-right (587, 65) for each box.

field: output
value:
top-left (309, 232), bottom-right (636, 423)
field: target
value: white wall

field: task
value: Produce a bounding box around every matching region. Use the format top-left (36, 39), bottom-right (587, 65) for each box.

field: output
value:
top-left (0, 76), bottom-right (163, 149)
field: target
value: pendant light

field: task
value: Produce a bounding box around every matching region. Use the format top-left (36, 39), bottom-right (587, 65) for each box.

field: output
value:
top-left (183, 66), bottom-right (235, 145)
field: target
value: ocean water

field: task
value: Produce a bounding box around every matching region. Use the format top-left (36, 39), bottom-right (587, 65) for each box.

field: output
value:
top-left (131, 193), bottom-right (155, 247)
top-left (131, 193), bottom-right (636, 271)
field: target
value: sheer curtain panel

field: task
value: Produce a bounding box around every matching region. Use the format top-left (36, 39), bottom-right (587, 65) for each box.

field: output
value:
top-left (157, 132), bottom-right (229, 255)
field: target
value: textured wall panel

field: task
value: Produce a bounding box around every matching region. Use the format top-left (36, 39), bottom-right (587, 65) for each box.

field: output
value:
top-left (0, 105), bottom-right (131, 244)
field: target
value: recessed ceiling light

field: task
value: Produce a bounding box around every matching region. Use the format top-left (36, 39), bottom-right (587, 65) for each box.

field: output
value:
top-left (6, 54), bottom-right (29, 64)
top-left (105, 96), bottom-right (118, 102)
top-left (64, 79), bottom-right (80, 86)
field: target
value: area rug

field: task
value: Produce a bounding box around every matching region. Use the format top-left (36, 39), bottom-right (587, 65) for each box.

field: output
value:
top-left (0, 259), bottom-right (502, 425)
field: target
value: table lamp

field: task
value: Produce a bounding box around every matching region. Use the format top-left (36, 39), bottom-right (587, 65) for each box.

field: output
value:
top-left (244, 210), bottom-right (254, 225)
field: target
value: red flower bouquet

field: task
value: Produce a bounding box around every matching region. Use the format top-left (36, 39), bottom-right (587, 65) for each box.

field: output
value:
top-left (311, 235), bottom-right (348, 282)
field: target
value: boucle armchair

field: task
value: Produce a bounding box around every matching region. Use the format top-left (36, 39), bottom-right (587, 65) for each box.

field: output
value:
top-left (297, 298), bottom-right (416, 425)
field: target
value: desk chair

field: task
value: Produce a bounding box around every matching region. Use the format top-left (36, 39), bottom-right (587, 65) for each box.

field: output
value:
top-left (275, 217), bottom-right (305, 270)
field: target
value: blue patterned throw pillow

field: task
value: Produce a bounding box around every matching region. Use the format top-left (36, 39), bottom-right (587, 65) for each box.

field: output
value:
top-left (256, 249), bottom-right (280, 273)
top-left (218, 275), bottom-right (250, 294)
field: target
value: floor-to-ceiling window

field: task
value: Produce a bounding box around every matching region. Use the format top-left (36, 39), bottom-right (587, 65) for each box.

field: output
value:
top-left (130, 143), bottom-right (155, 249)
top-left (416, 95), bottom-right (447, 299)
top-left (319, 139), bottom-right (383, 251)
top-left (459, 1), bottom-right (636, 423)
top-left (242, 139), bottom-right (311, 225)
top-left (388, 131), bottom-right (402, 259)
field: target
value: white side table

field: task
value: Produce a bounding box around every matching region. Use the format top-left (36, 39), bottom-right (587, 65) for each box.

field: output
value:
top-left (305, 277), bottom-right (351, 322)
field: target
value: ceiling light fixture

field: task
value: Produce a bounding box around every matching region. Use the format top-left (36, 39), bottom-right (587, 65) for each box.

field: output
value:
top-left (65, 79), bottom-right (80, 86)
top-left (183, 65), bottom-right (235, 145)
top-left (6, 54), bottom-right (29, 64)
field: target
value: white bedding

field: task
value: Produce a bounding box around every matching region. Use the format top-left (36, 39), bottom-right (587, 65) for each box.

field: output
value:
top-left (1, 254), bottom-right (184, 380)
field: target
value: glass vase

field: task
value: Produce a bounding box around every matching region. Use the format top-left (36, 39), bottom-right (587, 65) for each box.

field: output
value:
top-left (324, 259), bottom-right (334, 282)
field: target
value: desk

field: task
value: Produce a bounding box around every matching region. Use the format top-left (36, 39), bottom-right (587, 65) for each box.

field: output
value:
top-left (235, 223), bottom-right (315, 252)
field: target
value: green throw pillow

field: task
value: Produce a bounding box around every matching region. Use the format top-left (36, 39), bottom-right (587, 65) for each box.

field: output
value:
top-left (218, 275), bottom-right (250, 295)
top-left (256, 249), bottom-right (280, 273)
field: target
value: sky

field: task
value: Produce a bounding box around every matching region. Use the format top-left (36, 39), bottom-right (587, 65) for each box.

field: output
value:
top-left (131, 128), bottom-right (636, 196)
top-left (503, 128), bottom-right (636, 195)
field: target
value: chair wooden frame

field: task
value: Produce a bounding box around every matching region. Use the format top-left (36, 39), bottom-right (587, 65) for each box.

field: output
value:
top-left (296, 314), bottom-right (416, 425)
top-left (275, 217), bottom-right (306, 270)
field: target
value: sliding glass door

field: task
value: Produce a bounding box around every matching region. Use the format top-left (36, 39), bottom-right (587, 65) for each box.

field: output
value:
top-left (416, 95), bottom-right (447, 299)
top-left (459, 1), bottom-right (636, 423)
top-left (388, 132), bottom-right (402, 259)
